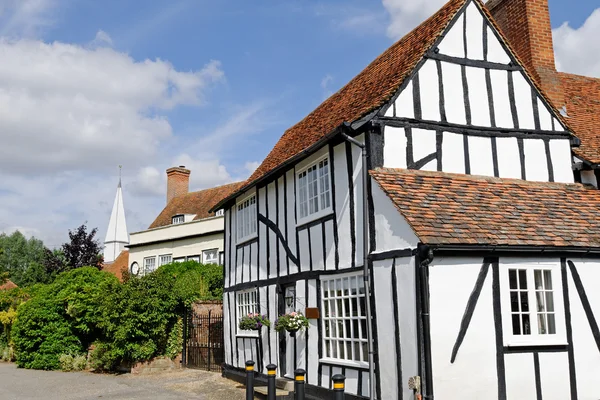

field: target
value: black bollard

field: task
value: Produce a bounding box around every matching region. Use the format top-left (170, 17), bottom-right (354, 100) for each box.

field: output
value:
top-left (266, 364), bottom-right (277, 400)
top-left (332, 374), bottom-right (346, 400)
top-left (294, 369), bottom-right (306, 400)
top-left (245, 360), bottom-right (255, 400)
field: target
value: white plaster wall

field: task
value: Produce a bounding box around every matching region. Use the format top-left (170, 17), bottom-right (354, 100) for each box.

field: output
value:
top-left (351, 134), bottom-right (365, 267)
top-left (397, 256), bottom-right (419, 400)
top-left (441, 131), bottom-right (465, 174)
top-left (129, 216), bottom-right (223, 245)
top-left (307, 279), bottom-right (319, 385)
top-left (371, 181), bottom-right (419, 253)
top-left (465, 2), bottom-right (484, 60)
top-left (490, 69), bottom-right (514, 129)
top-left (383, 126), bottom-right (407, 169)
top-left (412, 128), bottom-right (437, 161)
top-left (538, 97), bottom-right (553, 131)
top-left (298, 229), bottom-right (310, 273)
top-left (128, 233), bottom-right (223, 271)
top-left (419, 60), bottom-right (440, 122)
top-left (267, 181), bottom-right (278, 279)
top-left (429, 256), bottom-right (498, 399)
top-left (310, 224), bottom-right (325, 271)
top-left (505, 353), bottom-right (537, 399)
top-left (513, 72), bottom-right (536, 130)
top-left (258, 187), bottom-right (268, 280)
top-left (373, 259), bottom-right (399, 400)
top-left (277, 176), bottom-right (286, 275)
top-left (549, 139), bottom-right (574, 183)
top-left (286, 169), bottom-right (299, 275)
top-left (467, 66), bottom-right (491, 127)
top-left (395, 80), bottom-right (414, 119)
top-left (441, 62), bottom-right (467, 126)
top-left (324, 219), bottom-right (336, 270)
top-left (496, 137), bottom-right (521, 179)
top-left (468, 136), bottom-right (494, 177)
top-left (334, 142), bottom-right (353, 269)
top-left (486, 26), bottom-right (511, 64)
top-left (539, 352), bottom-right (571, 400)
top-left (566, 258), bottom-right (600, 399)
top-left (580, 170), bottom-right (596, 187)
top-left (437, 13), bottom-right (464, 58)
top-left (523, 138), bottom-right (548, 182)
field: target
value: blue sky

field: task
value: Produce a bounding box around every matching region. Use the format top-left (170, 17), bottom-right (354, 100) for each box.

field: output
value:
top-left (0, 0), bottom-right (598, 247)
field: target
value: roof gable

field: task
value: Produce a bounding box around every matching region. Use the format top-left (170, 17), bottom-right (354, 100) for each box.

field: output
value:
top-left (149, 182), bottom-right (242, 229)
top-left (371, 168), bottom-right (600, 249)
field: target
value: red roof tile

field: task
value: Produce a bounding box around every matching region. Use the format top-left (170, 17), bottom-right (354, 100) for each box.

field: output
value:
top-left (371, 168), bottom-right (600, 248)
top-left (0, 280), bottom-right (17, 290)
top-left (102, 250), bottom-right (129, 282)
top-left (149, 182), bottom-right (242, 229)
top-left (559, 72), bottom-right (600, 164)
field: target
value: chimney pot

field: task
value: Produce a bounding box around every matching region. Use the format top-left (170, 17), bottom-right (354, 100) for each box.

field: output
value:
top-left (166, 166), bottom-right (191, 204)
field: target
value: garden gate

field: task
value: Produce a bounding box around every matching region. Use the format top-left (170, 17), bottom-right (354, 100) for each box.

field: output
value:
top-left (183, 309), bottom-right (224, 372)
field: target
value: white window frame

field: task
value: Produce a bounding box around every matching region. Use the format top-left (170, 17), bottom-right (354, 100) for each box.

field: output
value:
top-left (296, 153), bottom-right (332, 226)
top-left (143, 256), bottom-right (156, 275)
top-left (203, 248), bottom-right (219, 265)
top-left (158, 254), bottom-right (172, 267)
top-left (500, 261), bottom-right (567, 347)
top-left (173, 257), bottom-right (186, 263)
top-left (215, 209), bottom-right (224, 217)
top-left (187, 255), bottom-right (200, 263)
top-left (236, 192), bottom-right (257, 244)
top-left (237, 288), bottom-right (259, 337)
top-left (172, 215), bottom-right (185, 225)
top-left (319, 272), bottom-right (369, 368)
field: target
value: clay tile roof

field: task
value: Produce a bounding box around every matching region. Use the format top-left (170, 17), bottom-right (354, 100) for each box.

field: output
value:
top-left (102, 250), bottom-right (129, 282)
top-left (214, 0), bottom-right (467, 205)
top-left (149, 182), bottom-right (243, 229)
top-left (559, 73), bottom-right (600, 164)
top-left (371, 168), bottom-right (600, 249)
top-left (0, 279), bottom-right (17, 290)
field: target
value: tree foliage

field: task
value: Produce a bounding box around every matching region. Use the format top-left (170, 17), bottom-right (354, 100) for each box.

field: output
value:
top-left (0, 231), bottom-right (49, 286)
top-left (62, 224), bottom-right (103, 271)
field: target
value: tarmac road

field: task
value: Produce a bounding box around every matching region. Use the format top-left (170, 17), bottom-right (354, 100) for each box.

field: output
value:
top-left (0, 363), bottom-right (248, 400)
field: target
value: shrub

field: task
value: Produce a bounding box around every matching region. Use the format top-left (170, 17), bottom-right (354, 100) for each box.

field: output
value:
top-left (164, 317), bottom-right (183, 360)
top-left (157, 261), bottom-right (224, 305)
top-left (59, 353), bottom-right (87, 371)
top-left (12, 268), bottom-right (119, 370)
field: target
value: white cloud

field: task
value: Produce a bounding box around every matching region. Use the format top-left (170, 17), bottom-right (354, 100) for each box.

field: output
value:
top-left (244, 161), bottom-right (260, 175)
top-left (0, 38), bottom-right (224, 175)
top-left (553, 8), bottom-right (600, 78)
top-left (90, 30), bottom-right (113, 48)
top-left (172, 154), bottom-right (234, 190)
top-left (382, 0), bottom-right (447, 39)
top-left (0, 0), bottom-right (56, 38)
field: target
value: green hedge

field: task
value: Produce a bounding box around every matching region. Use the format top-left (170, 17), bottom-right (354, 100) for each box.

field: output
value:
top-left (10, 261), bottom-right (222, 371)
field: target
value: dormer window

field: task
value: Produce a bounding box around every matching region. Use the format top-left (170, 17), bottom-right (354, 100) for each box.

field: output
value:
top-left (172, 215), bottom-right (184, 225)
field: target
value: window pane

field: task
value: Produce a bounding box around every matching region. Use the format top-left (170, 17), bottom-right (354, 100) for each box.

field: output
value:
top-left (510, 292), bottom-right (519, 312)
top-left (536, 291), bottom-right (546, 312)
top-left (509, 270), bottom-right (517, 289)
top-left (522, 314), bottom-right (531, 335)
top-left (520, 292), bottom-right (529, 312)
top-left (519, 270), bottom-right (527, 289)
top-left (534, 270), bottom-right (543, 290)
top-left (512, 314), bottom-right (521, 335)
top-left (547, 314), bottom-right (556, 334)
top-left (544, 270), bottom-right (553, 290)
top-left (546, 292), bottom-right (554, 312)
top-left (538, 313), bottom-right (548, 334)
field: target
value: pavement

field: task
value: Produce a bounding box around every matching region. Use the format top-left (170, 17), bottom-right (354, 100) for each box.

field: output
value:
top-left (0, 363), bottom-right (249, 400)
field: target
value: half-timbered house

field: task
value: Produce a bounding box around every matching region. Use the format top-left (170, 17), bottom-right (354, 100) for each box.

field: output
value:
top-left (212, 0), bottom-right (600, 398)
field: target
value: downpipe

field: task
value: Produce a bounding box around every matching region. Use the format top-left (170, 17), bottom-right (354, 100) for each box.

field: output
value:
top-left (340, 126), bottom-right (375, 400)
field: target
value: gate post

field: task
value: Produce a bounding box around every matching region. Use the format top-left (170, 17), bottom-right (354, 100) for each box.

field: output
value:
top-left (294, 369), bottom-right (306, 400)
top-left (208, 310), bottom-right (212, 371)
top-left (267, 364), bottom-right (277, 400)
top-left (182, 308), bottom-right (188, 367)
top-left (246, 360), bottom-right (255, 400)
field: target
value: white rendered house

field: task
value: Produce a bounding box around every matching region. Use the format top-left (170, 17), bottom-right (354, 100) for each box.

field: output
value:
top-left (212, 0), bottom-right (600, 399)
top-left (127, 166), bottom-right (240, 276)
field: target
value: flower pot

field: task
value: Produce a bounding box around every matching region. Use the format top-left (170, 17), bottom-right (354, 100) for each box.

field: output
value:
top-left (287, 329), bottom-right (299, 337)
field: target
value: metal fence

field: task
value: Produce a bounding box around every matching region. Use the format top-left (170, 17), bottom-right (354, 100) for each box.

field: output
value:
top-left (183, 310), bottom-right (224, 372)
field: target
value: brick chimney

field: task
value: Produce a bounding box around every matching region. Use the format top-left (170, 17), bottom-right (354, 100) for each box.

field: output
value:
top-left (166, 166), bottom-right (190, 204)
top-left (486, 0), bottom-right (564, 109)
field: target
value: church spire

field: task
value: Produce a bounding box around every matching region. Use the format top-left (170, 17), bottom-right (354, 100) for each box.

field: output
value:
top-left (104, 166), bottom-right (129, 263)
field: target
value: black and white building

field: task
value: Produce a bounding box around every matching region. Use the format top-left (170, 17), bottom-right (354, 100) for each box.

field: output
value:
top-left (212, 0), bottom-right (600, 398)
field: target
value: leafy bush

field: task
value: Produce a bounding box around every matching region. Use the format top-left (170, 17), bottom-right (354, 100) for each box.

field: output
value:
top-left (164, 317), bottom-right (183, 360)
top-left (12, 268), bottom-right (118, 370)
top-left (59, 353), bottom-right (87, 371)
top-left (157, 261), bottom-right (224, 305)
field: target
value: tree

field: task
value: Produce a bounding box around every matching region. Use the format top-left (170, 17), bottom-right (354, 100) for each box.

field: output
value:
top-left (42, 248), bottom-right (67, 275)
top-left (0, 231), bottom-right (48, 286)
top-left (62, 225), bottom-right (103, 271)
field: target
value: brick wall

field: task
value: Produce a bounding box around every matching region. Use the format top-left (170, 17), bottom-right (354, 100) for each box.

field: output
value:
top-left (486, 0), bottom-right (565, 109)
top-left (166, 166), bottom-right (190, 205)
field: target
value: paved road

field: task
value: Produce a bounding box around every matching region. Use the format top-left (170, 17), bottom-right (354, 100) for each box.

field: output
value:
top-left (0, 363), bottom-right (247, 400)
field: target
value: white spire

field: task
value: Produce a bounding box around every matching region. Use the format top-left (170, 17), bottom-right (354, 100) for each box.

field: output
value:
top-left (104, 166), bottom-right (129, 263)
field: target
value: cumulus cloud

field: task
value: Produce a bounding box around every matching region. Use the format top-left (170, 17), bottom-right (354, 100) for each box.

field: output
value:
top-left (0, 0), bottom-right (56, 38)
top-left (382, 0), bottom-right (447, 39)
top-left (553, 8), bottom-right (600, 78)
top-left (0, 39), bottom-right (224, 176)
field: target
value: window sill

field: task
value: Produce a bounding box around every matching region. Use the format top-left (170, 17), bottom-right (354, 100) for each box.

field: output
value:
top-left (236, 332), bottom-right (259, 338)
top-left (296, 208), bottom-right (333, 229)
top-left (504, 339), bottom-right (568, 347)
top-left (319, 358), bottom-right (369, 369)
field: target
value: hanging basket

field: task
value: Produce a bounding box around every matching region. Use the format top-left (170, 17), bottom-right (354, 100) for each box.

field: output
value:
top-left (288, 328), bottom-right (299, 337)
top-left (274, 311), bottom-right (310, 336)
